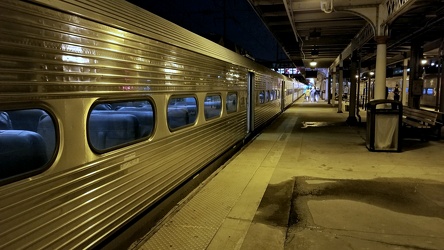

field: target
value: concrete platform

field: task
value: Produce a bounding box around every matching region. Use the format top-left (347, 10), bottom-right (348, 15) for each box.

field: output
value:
top-left (131, 100), bottom-right (444, 250)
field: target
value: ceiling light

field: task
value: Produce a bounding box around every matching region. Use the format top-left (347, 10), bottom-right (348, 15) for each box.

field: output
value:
top-left (309, 60), bottom-right (317, 67)
top-left (421, 59), bottom-right (427, 65)
top-left (369, 72), bottom-right (374, 76)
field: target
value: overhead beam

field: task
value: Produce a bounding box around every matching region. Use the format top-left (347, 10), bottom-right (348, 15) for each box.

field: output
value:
top-left (330, 0), bottom-right (420, 69)
top-left (282, 0), bottom-right (302, 44)
top-left (251, 0), bottom-right (283, 6)
top-left (262, 11), bottom-right (287, 17)
top-left (245, 0), bottom-right (297, 67)
top-left (294, 20), bottom-right (365, 29)
top-left (383, 0), bottom-right (417, 25)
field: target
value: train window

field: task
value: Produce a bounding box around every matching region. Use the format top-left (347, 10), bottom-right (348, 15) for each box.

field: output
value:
top-left (259, 91), bottom-right (265, 104)
top-left (204, 94), bottom-right (222, 120)
top-left (88, 100), bottom-right (154, 152)
top-left (167, 96), bottom-right (197, 130)
top-left (0, 109), bottom-right (56, 181)
top-left (265, 91), bottom-right (270, 102)
top-left (226, 93), bottom-right (237, 113)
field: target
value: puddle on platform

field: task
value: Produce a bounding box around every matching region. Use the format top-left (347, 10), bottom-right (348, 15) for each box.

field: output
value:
top-left (292, 177), bottom-right (444, 222)
top-left (253, 179), bottom-right (294, 228)
top-left (301, 121), bottom-right (338, 128)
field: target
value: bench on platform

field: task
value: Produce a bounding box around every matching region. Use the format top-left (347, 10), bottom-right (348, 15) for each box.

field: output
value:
top-left (402, 106), bottom-right (440, 141)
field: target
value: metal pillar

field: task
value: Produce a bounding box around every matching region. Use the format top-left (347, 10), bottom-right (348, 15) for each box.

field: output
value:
top-left (327, 73), bottom-right (331, 104)
top-left (357, 53), bottom-right (362, 120)
top-left (338, 61), bottom-right (343, 113)
top-left (409, 39), bottom-right (423, 109)
top-left (402, 58), bottom-right (409, 106)
top-left (374, 36), bottom-right (389, 100)
top-left (347, 51), bottom-right (358, 124)
top-left (439, 40), bottom-right (444, 112)
top-left (331, 68), bottom-right (336, 106)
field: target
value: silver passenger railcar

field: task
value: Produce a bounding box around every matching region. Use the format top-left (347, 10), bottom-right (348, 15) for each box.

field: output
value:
top-left (0, 0), bottom-right (303, 248)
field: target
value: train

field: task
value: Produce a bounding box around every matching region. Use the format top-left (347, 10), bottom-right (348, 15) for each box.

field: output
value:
top-left (0, 0), bottom-right (305, 248)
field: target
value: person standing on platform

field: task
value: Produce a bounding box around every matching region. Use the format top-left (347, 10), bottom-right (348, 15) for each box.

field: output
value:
top-left (343, 84), bottom-right (349, 100)
top-left (310, 87), bottom-right (316, 102)
top-left (315, 87), bottom-right (320, 102)
top-left (393, 84), bottom-right (400, 101)
top-left (305, 87), bottom-right (310, 102)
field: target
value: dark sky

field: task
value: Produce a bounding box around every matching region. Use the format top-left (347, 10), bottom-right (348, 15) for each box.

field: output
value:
top-left (127, 0), bottom-right (287, 64)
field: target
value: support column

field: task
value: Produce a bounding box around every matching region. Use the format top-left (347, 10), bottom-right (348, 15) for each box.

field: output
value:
top-left (366, 74), bottom-right (373, 108)
top-left (347, 51), bottom-right (358, 125)
top-left (402, 58), bottom-right (409, 106)
top-left (327, 73), bottom-right (331, 104)
top-left (409, 39), bottom-right (423, 109)
top-left (374, 36), bottom-right (389, 100)
top-left (331, 68), bottom-right (337, 106)
top-left (338, 61), bottom-right (344, 113)
top-left (439, 40), bottom-right (444, 112)
top-left (357, 53), bottom-right (362, 119)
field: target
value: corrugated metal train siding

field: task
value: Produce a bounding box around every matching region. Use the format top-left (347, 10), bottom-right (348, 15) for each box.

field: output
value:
top-left (0, 0), bottom-right (282, 248)
top-left (0, 0), bottom-right (251, 248)
top-left (0, 112), bottom-right (247, 249)
top-left (253, 72), bottom-right (281, 129)
top-left (0, 0), bottom-right (248, 98)
top-left (30, 0), bottom-right (274, 75)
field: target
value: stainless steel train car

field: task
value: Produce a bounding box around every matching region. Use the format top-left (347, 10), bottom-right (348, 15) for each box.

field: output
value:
top-left (0, 0), bottom-right (303, 248)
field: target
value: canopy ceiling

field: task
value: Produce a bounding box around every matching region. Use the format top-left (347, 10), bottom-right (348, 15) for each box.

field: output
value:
top-left (247, 0), bottom-right (444, 69)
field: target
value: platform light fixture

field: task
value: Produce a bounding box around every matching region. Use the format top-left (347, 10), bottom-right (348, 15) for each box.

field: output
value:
top-left (309, 60), bottom-right (317, 67)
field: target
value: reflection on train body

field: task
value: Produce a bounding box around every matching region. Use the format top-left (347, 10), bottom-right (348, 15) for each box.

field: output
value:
top-left (0, 0), bottom-right (305, 248)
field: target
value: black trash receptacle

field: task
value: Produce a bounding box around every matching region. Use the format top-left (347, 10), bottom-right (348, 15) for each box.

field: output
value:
top-left (366, 99), bottom-right (402, 152)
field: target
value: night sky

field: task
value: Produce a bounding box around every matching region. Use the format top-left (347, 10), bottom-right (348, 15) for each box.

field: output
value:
top-left (127, 0), bottom-right (287, 64)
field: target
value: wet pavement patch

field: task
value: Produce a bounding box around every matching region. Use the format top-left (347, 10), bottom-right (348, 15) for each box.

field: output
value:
top-left (301, 121), bottom-right (344, 129)
top-left (284, 177), bottom-right (444, 249)
top-left (289, 177), bottom-right (444, 230)
top-left (290, 176), bottom-right (444, 223)
top-left (252, 179), bottom-right (295, 228)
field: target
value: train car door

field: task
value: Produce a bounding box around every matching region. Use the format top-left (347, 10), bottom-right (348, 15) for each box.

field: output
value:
top-left (247, 72), bottom-right (255, 134)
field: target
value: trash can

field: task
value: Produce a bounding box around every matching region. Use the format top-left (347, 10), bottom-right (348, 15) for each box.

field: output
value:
top-left (366, 99), bottom-right (402, 152)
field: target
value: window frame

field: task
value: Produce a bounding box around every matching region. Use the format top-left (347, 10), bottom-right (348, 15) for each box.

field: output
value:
top-left (0, 106), bottom-right (58, 185)
top-left (167, 95), bottom-right (198, 131)
top-left (258, 90), bottom-right (265, 104)
top-left (204, 93), bottom-right (222, 120)
top-left (226, 92), bottom-right (238, 114)
top-left (87, 98), bottom-right (155, 153)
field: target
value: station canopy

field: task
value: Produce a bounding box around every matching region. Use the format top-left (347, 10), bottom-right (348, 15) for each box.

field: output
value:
top-left (247, 0), bottom-right (444, 69)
